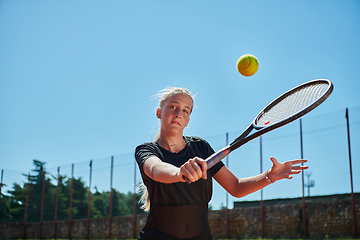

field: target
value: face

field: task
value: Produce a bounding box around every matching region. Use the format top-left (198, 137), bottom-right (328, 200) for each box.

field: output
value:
top-left (157, 93), bottom-right (193, 134)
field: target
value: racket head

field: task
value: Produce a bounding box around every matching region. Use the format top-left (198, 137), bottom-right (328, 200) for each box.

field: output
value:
top-left (253, 79), bottom-right (333, 130)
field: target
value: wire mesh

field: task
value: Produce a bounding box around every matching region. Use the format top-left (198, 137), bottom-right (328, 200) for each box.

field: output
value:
top-left (0, 107), bottom-right (359, 214)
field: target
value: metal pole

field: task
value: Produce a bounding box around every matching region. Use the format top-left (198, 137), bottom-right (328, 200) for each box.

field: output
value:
top-left (305, 172), bottom-right (312, 197)
top-left (54, 167), bottom-right (60, 239)
top-left (23, 173), bottom-right (30, 239)
top-left (260, 136), bottom-right (264, 238)
top-left (307, 174), bottom-right (310, 197)
top-left (108, 156), bottom-right (114, 239)
top-left (133, 158), bottom-right (137, 239)
top-left (68, 164), bottom-right (74, 239)
top-left (300, 119), bottom-right (307, 238)
top-left (225, 132), bottom-right (229, 239)
top-left (346, 108), bottom-right (357, 237)
top-left (87, 160), bottom-right (92, 239)
top-left (39, 171), bottom-right (46, 239)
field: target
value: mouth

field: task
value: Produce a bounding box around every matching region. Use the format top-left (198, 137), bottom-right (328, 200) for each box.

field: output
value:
top-left (171, 121), bottom-right (181, 126)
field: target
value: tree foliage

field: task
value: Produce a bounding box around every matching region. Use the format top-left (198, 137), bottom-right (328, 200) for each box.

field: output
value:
top-left (0, 160), bottom-right (144, 222)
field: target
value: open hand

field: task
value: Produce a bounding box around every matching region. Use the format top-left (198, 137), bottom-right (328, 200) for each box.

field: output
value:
top-left (268, 157), bottom-right (308, 182)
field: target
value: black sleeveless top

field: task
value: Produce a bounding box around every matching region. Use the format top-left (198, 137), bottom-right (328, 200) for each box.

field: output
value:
top-left (135, 136), bottom-right (224, 240)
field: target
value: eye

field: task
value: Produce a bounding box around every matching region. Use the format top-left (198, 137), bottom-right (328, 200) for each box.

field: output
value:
top-left (183, 109), bottom-right (191, 115)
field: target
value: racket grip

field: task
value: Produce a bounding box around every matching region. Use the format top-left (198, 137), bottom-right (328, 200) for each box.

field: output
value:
top-left (206, 147), bottom-right (230, 169)
top-left (183, 147), bottom-right (230, 184)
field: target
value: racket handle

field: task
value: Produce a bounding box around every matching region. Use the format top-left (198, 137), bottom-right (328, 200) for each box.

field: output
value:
top-left (206, 147), bottom-right (230, 169)
top-left (183, 147), bottom-right (230, 184)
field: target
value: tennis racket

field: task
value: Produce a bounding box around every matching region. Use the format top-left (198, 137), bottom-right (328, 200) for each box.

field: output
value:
top-left (184, 79), bottom-right (333, 184)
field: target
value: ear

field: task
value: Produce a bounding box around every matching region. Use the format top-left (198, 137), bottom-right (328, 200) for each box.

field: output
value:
top-left (156, 108), bottom-right (161, 119)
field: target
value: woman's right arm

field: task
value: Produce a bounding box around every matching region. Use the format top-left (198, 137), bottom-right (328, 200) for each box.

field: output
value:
top-left (143, 156), bottom-right (207, 183)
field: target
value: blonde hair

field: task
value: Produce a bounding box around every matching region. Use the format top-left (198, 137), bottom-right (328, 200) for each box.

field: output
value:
top-left (157, 87), bottom-right (193, 108)
top-left (139, 87), bottom-right (194, 212)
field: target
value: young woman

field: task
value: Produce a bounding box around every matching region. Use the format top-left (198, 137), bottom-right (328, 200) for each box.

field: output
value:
top-left (135, 87), bottom-right (308, 240)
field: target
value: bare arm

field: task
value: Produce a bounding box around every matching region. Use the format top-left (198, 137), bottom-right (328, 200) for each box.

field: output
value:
top-left (213, 166), bottom-right (270, 198)
top-left (143, 156), bottom-right (208, 183)
top-left (214, 157), bottom-right (308, 198)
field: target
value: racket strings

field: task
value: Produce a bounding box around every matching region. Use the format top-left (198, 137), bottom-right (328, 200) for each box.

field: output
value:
top-left (256, 83), bottom-right (329, 127)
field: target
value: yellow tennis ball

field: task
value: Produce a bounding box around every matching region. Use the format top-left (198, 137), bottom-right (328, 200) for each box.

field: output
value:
top-left (236, 54), bottom-right (259, 76)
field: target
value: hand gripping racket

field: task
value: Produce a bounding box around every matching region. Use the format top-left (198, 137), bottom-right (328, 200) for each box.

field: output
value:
top-left (184, 79), bottom-right (333, 184)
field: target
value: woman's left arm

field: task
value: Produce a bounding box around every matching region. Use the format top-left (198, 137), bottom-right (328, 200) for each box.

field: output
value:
top-left (213, 157), bottom-right (308, 198)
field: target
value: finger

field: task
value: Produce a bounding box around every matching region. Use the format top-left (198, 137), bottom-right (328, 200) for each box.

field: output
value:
top-left (195, 157), bottom-right (207, 179)
top-left (270, 157), bottom-right (279, 165)
top-left (182, 168), bottom-right (195, 182)
top-left (186, 159), bottom-right (202, 181)
top-left (181, 161), bottom-right (197, 182)
top-left (281, 171), bottom-right (293, 179)
top-left (288, 159), bottom-right (308, 165)
top-left (290, 170), bottom-right (302, 175)
top-left (194, 157), bottom-right (207, 171)
top-left (292, 165), bottom-right (309, 171)
top-left (190, 158), bottom-right (204, 178)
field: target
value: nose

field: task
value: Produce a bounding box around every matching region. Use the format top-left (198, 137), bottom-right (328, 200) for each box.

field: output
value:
top-left (175, 109), bottom-right (181, 118)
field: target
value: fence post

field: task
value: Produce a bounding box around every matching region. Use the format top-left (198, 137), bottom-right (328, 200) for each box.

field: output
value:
top-left (39, 171), bottom-right (46, 239)
top-left (260, 136), bottom-right (264, 238)
top-left (23, 173), bottom-right (30, 239)
top-left (87, 160), bottom-right (92, 239)
top-left (225, 132), bottom-right (229, 239)
top-left (346, 108), bottom-right (357, 237)
top-left (300, 119), bottom-right (307, 238)
top-left (54, 167), bottom-right (60, 239)
top-left (108, 156), bottom-right (114, 239)
top-left (68, 164), bottom-right (74, 239)
top-left (133, 159), bottom-right (137, 239)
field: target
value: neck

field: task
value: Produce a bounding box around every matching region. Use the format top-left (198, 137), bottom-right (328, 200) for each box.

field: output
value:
top-left (157, 134), bottom-right (186, 153)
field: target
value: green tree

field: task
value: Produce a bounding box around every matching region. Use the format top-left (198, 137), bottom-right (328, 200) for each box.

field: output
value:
top-left (25, 160), bottom-right (56, 222)
top-left (90, 187), bottom-right (105, 218)
top-left (109, 189), bottom-right (121, 216)
top-left (53, 174), bottom-right (70, 221)
top-left (3, 160), bottom-right (145, 222)
top-left (95, 189), bottom-right (144, 217)
top-left (64, 177), bottom-right (88, 219)
top-left (5, 160), bottom-right (57, 222)
top-left (0, 186), bottom-right (14, 221)
top-left (100, 189), bottom-right (121, 217)
top-left (7, 182), bottom-right (26, 221)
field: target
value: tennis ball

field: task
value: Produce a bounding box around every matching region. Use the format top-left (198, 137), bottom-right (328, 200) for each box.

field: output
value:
top-left (236, 54), bottom-right (259, 76)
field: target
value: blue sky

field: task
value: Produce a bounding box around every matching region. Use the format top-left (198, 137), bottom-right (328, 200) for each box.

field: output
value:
top-left (1, 0), bottom-right (359, 210)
